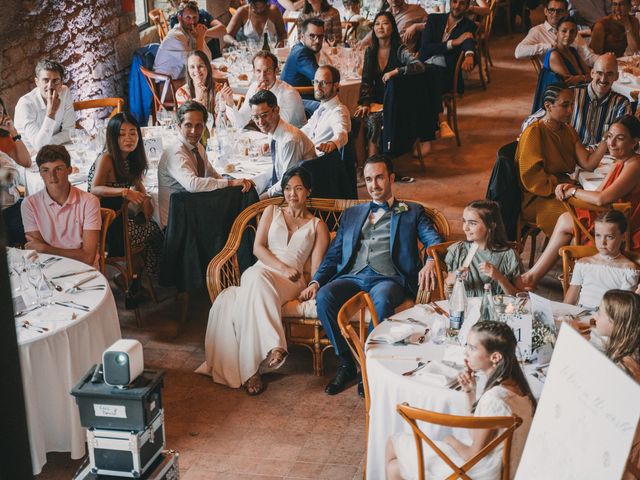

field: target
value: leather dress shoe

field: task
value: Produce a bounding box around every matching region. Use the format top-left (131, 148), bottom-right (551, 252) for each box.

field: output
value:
top-left (357, 380), bottom-right (365, 398)
top-left (325, 365), bottom-right (357, 395)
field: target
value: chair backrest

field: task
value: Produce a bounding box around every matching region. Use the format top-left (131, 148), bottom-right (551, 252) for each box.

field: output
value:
top-left (337, 292), bottom-right (378, 413)
top-left (99, 208), bottom-right (117, 274)
top-left (396, 402), bottom-right (523, 480)
top-left (530, 56), bottom-right (542, 75)
top-left (294, 85), bottom-right (314, 97)
top-left (139, 66), bottom-right (177, 126)
top-left (73, 98), bottom-right (124, 122)
top-left (105, 199), bottom-right (139, 280)
top-left (206, 197), bottom-right (451, 302)
top-left (149, 8), bottom-right (169, 41)
top-left (562, 198), bottom-right (633, 248)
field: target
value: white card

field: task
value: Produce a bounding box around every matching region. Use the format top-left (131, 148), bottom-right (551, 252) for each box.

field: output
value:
top-left (529, 291), bottom-right (555, 327)
top-left (143, 137), bottom-right (163, 159)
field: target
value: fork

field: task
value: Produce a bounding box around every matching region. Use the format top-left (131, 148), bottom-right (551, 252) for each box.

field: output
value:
top-left (402, 361), bottom-right (426, 376)
top-left (66, 286), bottom-right (106, 294)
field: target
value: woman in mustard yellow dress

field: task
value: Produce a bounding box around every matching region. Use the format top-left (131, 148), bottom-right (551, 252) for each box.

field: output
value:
top-left (516, 84), bottom-right (607, 237)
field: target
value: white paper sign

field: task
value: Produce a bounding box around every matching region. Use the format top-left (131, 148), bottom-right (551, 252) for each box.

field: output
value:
top-left (529, 292), bottom-right (555, 327)
top-left (94, 404), bottom-right (127, 419)
top-left (516, 325), bottom-right (640, 480)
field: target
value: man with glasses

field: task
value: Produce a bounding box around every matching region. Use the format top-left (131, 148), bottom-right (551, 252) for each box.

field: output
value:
top-left (14, 59), bottom-right (76, 150)
top-left (220, 51), bottom-right (306, 128)
top-left (158, 101), bottom-right (253, 228)
top-left (281, 17), bottom-right (324, 89)
top-left (20, 145), bottom-right (101, 268)
top-left (301, 66), bottom-right (351, 155)
top-left (515, 0), bottom-right (597, 65)
top-left (249, 90), bottom-right (315, 198)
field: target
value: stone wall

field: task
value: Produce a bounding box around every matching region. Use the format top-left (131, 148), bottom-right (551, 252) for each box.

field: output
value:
top-left (0, 0), bottom-right (140, 130)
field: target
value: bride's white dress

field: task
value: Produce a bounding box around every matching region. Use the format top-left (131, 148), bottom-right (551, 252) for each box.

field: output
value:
top-left (196, 208), bottom-right (319, 387)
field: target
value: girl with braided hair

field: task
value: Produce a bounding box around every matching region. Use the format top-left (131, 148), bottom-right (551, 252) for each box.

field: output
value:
top-left (386, 321), bottom-right (535, 480)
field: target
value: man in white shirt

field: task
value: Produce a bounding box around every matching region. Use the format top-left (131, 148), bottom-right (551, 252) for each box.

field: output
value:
top-left (301, 66), bottom-right (351, 155)
top-left (158, 101), bottom-right (253, 227)
top-left (14, 59), bottom-right (76, 150)
top-left (249, 90), bottom-right (315, 198)
top-left (220, 51), bottom-right (306, 128)
top-left (515, 0), bottom-right (597, 66)
top-left (153, 1), bottom-right (216, 80)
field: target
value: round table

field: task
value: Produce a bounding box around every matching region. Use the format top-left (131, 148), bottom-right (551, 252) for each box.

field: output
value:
top-left (13, 253), bottom-right (121, 474)
top-left (364, 299), bottom-right (582, 480)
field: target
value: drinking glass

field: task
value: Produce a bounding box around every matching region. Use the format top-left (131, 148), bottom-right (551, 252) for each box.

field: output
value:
top-left (26, 262), bottom-right (43, 306)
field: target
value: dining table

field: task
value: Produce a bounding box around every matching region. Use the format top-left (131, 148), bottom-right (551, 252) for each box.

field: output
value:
top-left (9, 251), bottom-right (121, 474)
top-left (577, 154), bottom-right (614, 191)
top-left (364, 297), bottom-right (586, 479)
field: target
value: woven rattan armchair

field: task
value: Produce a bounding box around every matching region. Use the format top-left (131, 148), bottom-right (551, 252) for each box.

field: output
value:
top-left (206, 197), bottom-right (450, 376)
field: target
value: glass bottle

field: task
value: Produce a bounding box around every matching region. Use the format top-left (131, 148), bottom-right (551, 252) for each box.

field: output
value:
top-left (449, 270), bottom-right (467, 330)
top-left (479, 283), bottom-right (498, 322)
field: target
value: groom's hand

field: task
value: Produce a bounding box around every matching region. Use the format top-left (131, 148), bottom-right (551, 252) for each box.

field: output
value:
top-left (298, 283), bottom-right (319, 301)
top-left (418, 259), bottom-right (437, 292)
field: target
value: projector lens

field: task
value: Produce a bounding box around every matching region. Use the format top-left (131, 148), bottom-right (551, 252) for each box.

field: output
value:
top-left (115, 353), bottom-right (127, 365)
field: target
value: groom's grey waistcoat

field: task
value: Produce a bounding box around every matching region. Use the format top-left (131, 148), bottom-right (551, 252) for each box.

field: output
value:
top-left (349, 211), bottom-right (397, 276)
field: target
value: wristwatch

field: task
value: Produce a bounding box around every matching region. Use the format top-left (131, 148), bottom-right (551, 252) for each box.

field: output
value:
top-left (571, 187), bottom-right (578, 197)
top-left (12, 134), bottom-right (21, 142)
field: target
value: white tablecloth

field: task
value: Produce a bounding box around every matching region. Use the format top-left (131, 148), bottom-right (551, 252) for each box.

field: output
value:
top-left (13, 254), bottom-right (121, 474)
top-left (364, 300), bottom-right (581, 479)
top-left (577, 155), bottom-right (615, 191)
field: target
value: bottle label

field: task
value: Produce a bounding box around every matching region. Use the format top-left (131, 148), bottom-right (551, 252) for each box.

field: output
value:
top-left (450, 311), bottom-right (464, 330)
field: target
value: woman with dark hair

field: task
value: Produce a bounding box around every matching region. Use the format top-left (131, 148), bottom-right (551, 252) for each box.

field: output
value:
top-left (197, 167), bottom-right (330, 395)
top-left (297, 0), bottom-right (342, 43)
top-left (532, 16), bottom-right (589, 112)
top-left (224, 0), bottom-right (286, 46)
top-left (386, 321), bottom-right (535, 480)
top-left (175, 50), bottom-right (217, 113)
top-left (88, 112), bottom-right (163, 277)
top-left (521, 115), bottom-right (640, 289)
top-left (355, 11), bottom-right (425, 156)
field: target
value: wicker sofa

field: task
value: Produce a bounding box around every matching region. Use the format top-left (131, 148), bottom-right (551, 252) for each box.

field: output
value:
top-left (206, 198), bottom-right (451, 376)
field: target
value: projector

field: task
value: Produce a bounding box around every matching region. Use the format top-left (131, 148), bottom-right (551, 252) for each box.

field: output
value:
top-left (103, 339), bottom-right (144, 387)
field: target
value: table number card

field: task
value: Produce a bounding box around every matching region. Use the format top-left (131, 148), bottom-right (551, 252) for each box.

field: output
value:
top-left (516, 325), bottom-right (640, 479)
top-left (503, 313), bottom-right (532, 360)
top-left (143, 137), bottom-right (163, 160)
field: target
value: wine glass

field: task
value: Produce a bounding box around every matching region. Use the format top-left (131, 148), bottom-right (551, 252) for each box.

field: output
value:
top-left (26, 262), bottom-right (43, 306)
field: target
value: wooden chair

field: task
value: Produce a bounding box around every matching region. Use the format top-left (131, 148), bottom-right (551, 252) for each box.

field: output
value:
top-left (427, 240), bottom-right (521, 301)
top-left (492, 0), bottom-right (512, 34)
top-left (396, 402), bottom-right (523, 480)
top-left (336, 291), bottom-right (378, 474)
top-left (476, 3), bottom-right (496, 86)
top-left (294, 85), bottom-right (315, 97)
top-left (206, 198), bottom-right (450, 376)
top-left (149, 8), bottom-right (169, 41)
top-left (562, 198), bottom-right (633, 247)
top-left (530, 56), bottom-right (542, 75)
top-left (140, 66), bottom-right (177, 126)
top-left (99, 208), bottom-right (116, 275)
top-left (559, 245), bottom-right (640, 295)
top-left (516, 217), bottom-right (548, 269)
top-left (442, 52), bottom-right (464, 147)
top-left (73, 98), bottom-right (124, 123)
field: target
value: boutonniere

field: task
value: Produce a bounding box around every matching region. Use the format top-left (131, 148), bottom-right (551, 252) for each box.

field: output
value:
top-left (394, 202), bottom-right (408, 214)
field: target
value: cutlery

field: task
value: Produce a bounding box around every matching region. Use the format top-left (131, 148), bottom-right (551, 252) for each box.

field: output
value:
top-left (44, 275), bottom-right (63, 292)
top-left (63, 300), bottom-right (90, 309)
top-left (63, 273), bottom-right (99, 293)
top-left (402, 361), bottom-right (426, 376)
top-left (15, 305), bottom-right (44, 317)
top-left (54, 301), bottom-right (90, 312)
top-left (66, 286), bottom-right (106, 294)
top-left (429, 302), bottom-right (450, 318)
top-left (50, 269), bottom-right (96, 280)
top-left (41, 257), bottom-right (62, 268)
top-left (368, 355), bottom-right (425, 360)
top-left (22, 321), bottom-right (48, 333)
top-left (388, 317), bottom-right (429, 327)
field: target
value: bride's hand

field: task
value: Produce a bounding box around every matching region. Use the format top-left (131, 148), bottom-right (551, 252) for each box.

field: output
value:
top-left (282, 266), bottom-right (301, 282)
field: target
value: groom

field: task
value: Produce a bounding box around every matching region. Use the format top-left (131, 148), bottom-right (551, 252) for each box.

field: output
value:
top-left (300, 155), bottom-right (443, 396)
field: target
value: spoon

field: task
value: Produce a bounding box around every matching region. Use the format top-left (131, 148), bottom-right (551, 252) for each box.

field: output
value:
top-left (402, 361), bottom-right (426, 376)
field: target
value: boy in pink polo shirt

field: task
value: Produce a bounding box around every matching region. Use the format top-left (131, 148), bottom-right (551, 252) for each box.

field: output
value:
top-left (21, 145), bottom-right (101, 268)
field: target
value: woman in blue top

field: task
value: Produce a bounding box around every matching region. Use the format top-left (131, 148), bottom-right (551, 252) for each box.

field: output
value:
top-left (532, 16), bottom-right (589, 113)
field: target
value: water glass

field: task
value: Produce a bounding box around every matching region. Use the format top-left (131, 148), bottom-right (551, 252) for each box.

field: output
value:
top-left (26, 262), bottom-right (43, 306)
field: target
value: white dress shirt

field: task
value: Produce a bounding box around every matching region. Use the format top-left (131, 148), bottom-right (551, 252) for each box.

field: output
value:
top-left (514, 21), bottom-right (597, 66)
top-left (153, 25), bottom-right (212, 80)
top-left (157, 133), bottom-right (228, 227)
top-left (226, 79), bottom-right (307, 129)
top-left (300, 95), bottom-right (351, 150)
top-left (267, 118), bottom-right (315, 198)
top-left (14, 85), bottom-right (76, 150)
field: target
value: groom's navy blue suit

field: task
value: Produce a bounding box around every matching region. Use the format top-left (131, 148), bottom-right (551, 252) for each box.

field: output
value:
top-left (313, 200), bottom-right (443, 357)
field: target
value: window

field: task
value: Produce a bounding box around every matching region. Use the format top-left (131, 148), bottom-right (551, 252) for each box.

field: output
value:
top-left (135, 0), bottom-right (151, 27)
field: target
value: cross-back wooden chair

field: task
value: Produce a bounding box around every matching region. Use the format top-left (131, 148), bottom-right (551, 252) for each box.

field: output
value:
top-left (294, 85), bottom-right (315, 97)
top-left (149, 8), bottom-right (169, 41)
top-left (396, 402), bottom-right (523, 480)
top-left (530, 56), bottom-right (542, 75)
top-left (427, 240), bottom-right (521, 301)
top-left (140, 66), bottom-right (177, 126)
top-left (336, 291), bottom-right (378, 475)
top-left (476, 3), bottom-right (496, 87)
top-left (442, 52), bottom-right (464, 147)
top-left (207, 198), bottom-right (450, 375)
top-left (559, 245), bottom-right (640, 295)
top-left (73, 98), bottom-right (124, 129)
top-left (516, 215), bottom-right (549, 269)
top-left (562, 198), bottom-right (633, 247)
top-left (99, 208), bottom-right (117, 275)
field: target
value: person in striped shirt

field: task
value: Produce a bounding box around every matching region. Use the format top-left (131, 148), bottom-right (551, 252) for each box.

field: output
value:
top-left (521, 53), bottom-right (632, 146)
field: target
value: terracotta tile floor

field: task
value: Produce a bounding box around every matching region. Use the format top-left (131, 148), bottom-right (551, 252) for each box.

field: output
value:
top-left (37, 31), bottom-right (564, 480)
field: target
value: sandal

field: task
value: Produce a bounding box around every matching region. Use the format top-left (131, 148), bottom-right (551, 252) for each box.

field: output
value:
top-left (266, 348), bottom-right (288, 369)
top-left (244, 373), bottom-right (264, 396)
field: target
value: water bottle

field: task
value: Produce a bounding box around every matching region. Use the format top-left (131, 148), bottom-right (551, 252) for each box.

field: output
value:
top-left (479, 283), bottom-right (498, 322)
top-left (449, 270), bottom-right (467, 330)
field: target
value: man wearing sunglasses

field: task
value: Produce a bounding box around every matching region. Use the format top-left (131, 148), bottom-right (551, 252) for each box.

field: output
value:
top-left (249, 90), bottom-right (315, 198)
top-left (515, 0), bottom-right (597, 65)
top-left (14, 59), bottom-right (76, 150)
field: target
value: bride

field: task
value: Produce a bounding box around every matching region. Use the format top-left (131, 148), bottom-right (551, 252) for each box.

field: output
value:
top-left (196, 167), bottom-right (330, 395)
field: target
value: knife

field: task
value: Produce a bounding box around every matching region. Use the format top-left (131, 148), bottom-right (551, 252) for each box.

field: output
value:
top-left (54, 301), bottom-right (90, 312)
top-left (50, 268), bottom-right (96, 280)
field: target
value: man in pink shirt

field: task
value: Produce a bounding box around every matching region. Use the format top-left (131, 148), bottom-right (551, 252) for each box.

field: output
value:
top-left (21, 145), bottom-right (101, 267)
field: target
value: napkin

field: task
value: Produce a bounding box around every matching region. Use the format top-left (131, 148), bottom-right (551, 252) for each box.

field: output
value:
top-left (414, 361), bottom-right (461, 387)
top-left (370, 324), bottom-right (414, 344)
top-left (7, 247), bottom-right (39, 262)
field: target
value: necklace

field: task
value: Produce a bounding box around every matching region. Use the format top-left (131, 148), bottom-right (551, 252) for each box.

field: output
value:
top-left (599, 252), bottom-right (622, 261)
